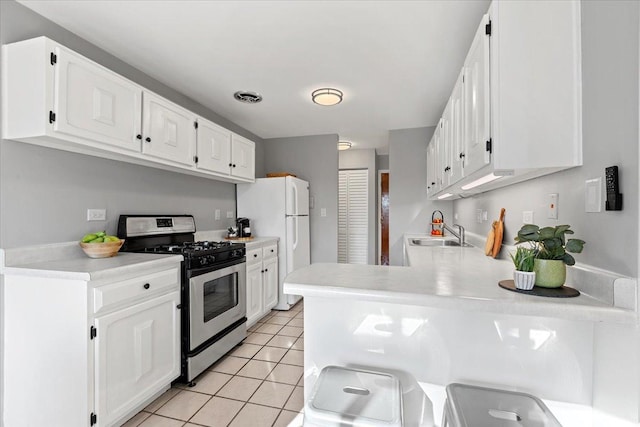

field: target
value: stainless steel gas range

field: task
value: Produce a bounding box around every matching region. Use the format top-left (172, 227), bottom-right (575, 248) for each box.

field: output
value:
top-left (118, 215), bottom-right (246, 384)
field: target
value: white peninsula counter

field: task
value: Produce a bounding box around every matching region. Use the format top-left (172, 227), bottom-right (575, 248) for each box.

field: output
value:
top-left (283, 237), bottom-right (640, 426)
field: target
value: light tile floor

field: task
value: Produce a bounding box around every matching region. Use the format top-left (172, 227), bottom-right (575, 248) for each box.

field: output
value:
top-left (123, 301), bottom-right (305, 427)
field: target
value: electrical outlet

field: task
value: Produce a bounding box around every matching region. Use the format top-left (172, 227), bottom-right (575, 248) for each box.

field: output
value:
top-left (482, 211), bottom-right (488, 221)
top-left (476, 209), bottom-right (482, 223)
top-left (215, 209), bottom-right (221, 220)
top-left (454, 213), bottom-right (459, 220)
top-left (226, 211), bottom-right (234, 219)
top-left (320, 208), bottom-right (327, 217)
top-left (548, 193), bottom-right (559, 219)
top-left (523, 211), bottom-right (534, 223)
top-left (87, 209), bottom-right (106, 221)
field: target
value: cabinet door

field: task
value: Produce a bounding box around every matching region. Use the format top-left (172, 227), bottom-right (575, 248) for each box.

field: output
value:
top-left (433, 120), bottom-right (444, 192)
top-left (463, 13), bottom-right (491, 176)
top-left (54, 46), bottom-right (142, 152)
top-left (246, 262), bottom-right (263, 326)
top-left (263, 257), bottom-right (279, 311)
top-left (449, 70), bottom-right (465, 184)
top-left (196, 118), bottom-right (232, 174)
top-left (230, 134), bottom-right (255, 180)
top-left (94, 291), bottom-right (180, 427)
top-left (441, 99), bottom-right (453, 187)
top-left (143, 91), bottom-right (196, 166)
top-left (426, 138), bottom-right (437, 197)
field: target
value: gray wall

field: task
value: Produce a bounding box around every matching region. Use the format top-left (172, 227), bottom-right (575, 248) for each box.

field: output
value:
top-left (377, 154), bottom-right (390, 171)
top-left (263, 135), bottom-right (339, 263)
top-left (0, 2), bottom-right (266, 420)
top-left (454, 0), bottom-right (639, 278)
top-left (339, 149), bottom-right (377, 264)
top-left (389, 127), bottom-right (453, 265)
top-left (0, 0), bottom-right (266, 247)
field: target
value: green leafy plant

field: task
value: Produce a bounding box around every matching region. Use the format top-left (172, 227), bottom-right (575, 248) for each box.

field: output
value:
top-left (510, 246), bottom-right (536, 272)
top-left (514, 224), bottom-right (585, 266)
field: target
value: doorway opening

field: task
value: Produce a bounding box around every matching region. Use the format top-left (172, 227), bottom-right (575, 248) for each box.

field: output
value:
top-left (378, 170), bottom-right (389, 265)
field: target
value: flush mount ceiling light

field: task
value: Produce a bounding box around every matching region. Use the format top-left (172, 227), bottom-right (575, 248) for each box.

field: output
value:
top-left (338, 141), bottom-right (352, 151)
top-left (233, 91), bottom-right (263, 104)
top-left (312, 88), bottom-right (343, 106)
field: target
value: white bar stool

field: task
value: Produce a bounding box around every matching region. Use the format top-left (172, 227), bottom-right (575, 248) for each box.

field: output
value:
top-left (442, 383), bottom-right (562, 427)
top-left (304, 365), bottom-right (403, 427)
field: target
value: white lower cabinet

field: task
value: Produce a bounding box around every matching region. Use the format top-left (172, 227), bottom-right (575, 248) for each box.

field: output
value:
top-left (2, 261), bottom-right (181, 427)
top-left (95, 291), bottom-right (180, 427)
top-left (246, 240), bottom-right (279, 327)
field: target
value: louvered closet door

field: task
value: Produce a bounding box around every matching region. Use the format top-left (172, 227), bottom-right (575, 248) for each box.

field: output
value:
top-left (338, 169), bottom-right (368, 264)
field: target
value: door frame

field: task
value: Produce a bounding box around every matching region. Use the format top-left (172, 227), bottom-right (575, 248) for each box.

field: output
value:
top-left (378, 169), bottom-right (389, 265)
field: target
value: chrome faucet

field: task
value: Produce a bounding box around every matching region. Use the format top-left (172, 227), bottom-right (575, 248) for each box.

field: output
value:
top-left (443, 223), bottom-right (466, 246)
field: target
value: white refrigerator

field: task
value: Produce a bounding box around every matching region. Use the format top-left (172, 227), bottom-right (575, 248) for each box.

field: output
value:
top-left (237, 176), bottom-right (310, 310)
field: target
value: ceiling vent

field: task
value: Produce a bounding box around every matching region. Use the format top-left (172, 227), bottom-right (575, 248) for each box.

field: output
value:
top-left (234, 91), bottom-right (263, 104)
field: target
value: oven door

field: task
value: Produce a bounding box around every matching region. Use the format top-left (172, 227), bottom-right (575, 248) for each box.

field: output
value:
top-left (188, 260), bottom-right (246, 350)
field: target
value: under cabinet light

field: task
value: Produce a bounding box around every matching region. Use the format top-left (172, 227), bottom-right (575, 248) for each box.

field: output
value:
top-left (437, 193), bottom-right (453, 200)
top-left (460, 173), bottom-right (502, 190)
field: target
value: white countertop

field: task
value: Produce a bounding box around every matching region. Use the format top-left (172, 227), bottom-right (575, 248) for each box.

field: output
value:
top-left (242, 236), bottom-right (279, 249)
top-left (284, 236), bottom-right (637, 324)
top-left (1, 241), bottom-right (182, 281)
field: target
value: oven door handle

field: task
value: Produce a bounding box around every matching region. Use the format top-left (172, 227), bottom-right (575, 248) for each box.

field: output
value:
top-left (188, 257), bottom-right (246, 278)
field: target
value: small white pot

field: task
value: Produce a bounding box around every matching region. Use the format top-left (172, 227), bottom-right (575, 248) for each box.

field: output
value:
top-left (514, 270), bottom-right (536, 290)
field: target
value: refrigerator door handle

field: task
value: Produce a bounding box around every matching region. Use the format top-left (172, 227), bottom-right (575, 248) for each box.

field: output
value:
top-left (292, 217), bottom-right (299, 251)
top-left (291, 180), bottom-right (298, 215)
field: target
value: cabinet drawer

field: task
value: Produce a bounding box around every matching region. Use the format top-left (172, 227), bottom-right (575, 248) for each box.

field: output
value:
top-left (247, 248), bottom-right (262, 265)
top-left (263, 243), bottom-right (278, 259)
top-left (94, 268), bottom-right (179, 314)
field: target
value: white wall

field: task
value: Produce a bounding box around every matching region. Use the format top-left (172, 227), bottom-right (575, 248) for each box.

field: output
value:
top-left (339, 149), bottom-right (377, 265)
top-left (389, 127), bottom-right (453, 265)
top-left (454, 0), bottom-right (639, 278)
top-left (263, 134), bottom-right (339, 263)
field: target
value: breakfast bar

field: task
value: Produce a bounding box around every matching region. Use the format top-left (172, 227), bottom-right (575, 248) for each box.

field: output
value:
top-left (284, 237), bottom-right (640, 426)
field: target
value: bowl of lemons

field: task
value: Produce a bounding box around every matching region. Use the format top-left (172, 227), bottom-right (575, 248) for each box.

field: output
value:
top-left (79, 231), bottom-right (124, 258)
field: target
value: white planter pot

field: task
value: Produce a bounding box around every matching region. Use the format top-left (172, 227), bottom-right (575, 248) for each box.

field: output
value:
top-left (514, 270), bottom-right (536, 290)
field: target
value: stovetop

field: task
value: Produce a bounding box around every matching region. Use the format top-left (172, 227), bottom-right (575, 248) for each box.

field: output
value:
top-left (117, 215), bottom-right (245, 270)
top-left (143, 240), bottom-right (238, 255)
top-left (141, 241), bottom-right (246, 270)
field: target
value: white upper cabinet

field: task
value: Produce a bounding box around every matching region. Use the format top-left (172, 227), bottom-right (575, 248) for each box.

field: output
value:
top-left (427, 1), bottom-right (582, 198)
top-left (231, 134), bottom-right (256, 181)
top-left (54, 45), bottom-right (143, 152)
top-left (449, 70), bottom-right (465, 185)
top-left (196, 118), bottom-right (232, 174)
top-left (462, 15), bottom-right (491, 179)
top-left (196, 117), bottom-right (255, 181)
top-left (142, 91), bottom-right (196, 166)
top-left (2, 36), bottom-right (255, 183)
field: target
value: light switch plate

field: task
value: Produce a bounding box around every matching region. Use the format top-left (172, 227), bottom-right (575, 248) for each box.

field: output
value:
top-left (548, 193), bottom-right (559, 219)
top-left (476, 209), bottom-right (482, 224)
top-left (214, 209), bottom-right (221, 220)
top-left (523, 211), bottom-right (534, 223)
top-left (585, 178), bottom-right (602, 213)
top-left (320, 208), bottom-right (327, 217)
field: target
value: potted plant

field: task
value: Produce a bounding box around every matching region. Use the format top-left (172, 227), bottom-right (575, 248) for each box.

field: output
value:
top-left (510, 247), bottom-right (536, 290)
top-left (514, 224), bottom-right (585, 288)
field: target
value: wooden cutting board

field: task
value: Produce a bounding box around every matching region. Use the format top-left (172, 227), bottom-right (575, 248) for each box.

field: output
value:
top-left (485, 208), bottom-right (506, 257)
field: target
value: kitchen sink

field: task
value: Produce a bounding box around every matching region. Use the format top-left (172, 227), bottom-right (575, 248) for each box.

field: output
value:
top-left (409, 238), bottom-right (472, 247)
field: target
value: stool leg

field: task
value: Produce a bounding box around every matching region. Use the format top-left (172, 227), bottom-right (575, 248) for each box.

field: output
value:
top-left (442, 399), bottom-right (449, 427)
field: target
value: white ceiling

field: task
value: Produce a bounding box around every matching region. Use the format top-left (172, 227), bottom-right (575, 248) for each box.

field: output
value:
top-left (19, 0), bottom-right (489, 155)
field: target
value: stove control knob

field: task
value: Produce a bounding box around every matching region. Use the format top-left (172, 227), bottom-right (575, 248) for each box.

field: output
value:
top-left (208, 255), bottom-right (216, 264)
